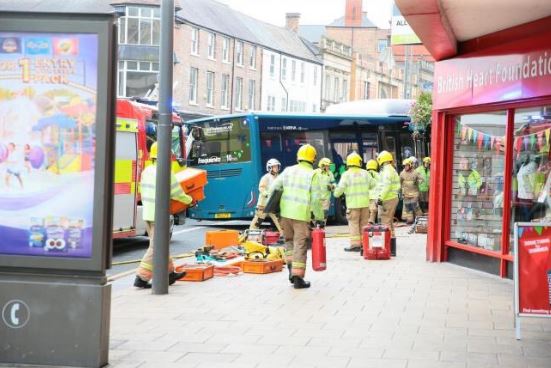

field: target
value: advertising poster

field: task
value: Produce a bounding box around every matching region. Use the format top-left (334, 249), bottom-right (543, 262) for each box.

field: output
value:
top-left (0, 32), bottom-right (98, 258)
top-left (515, 223), bottom-right (551, 316)
top-left (390, 16), bottom-right (421, 46)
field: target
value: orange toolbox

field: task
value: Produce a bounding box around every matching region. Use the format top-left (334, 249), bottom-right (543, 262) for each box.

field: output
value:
top-left (242, 259), bottom-right (284, 274)
top-left (205, 230), bottom-right (240, 249)
top-left (175, 264), bottom-right (214, 282)
top-left (170, 167), bottom-right (207, 214)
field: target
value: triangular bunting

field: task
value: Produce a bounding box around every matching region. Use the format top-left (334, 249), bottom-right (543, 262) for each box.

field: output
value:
top-left (535, 226), bottom-right (544, 235)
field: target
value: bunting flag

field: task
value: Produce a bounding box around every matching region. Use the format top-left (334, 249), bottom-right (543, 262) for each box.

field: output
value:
top-left (472, 130), bottom-right (478, 143)
top-left (537, 131), bottom-right (544, 149)
top-left (484, 134), bottom-right (491, 149)
top-left (530, 134), bottom-right (537, 149)
top-left (477, 132), bottom-right (484, 149)
top-left (461, 126), bottom-right (467, 141)
top-left (515, 136), bottom-right (523, 153)
top-left (547, 129), bottom-right (550, 146)
top-left (518, 227), bottom-right (524, 238)
top-left (535, 226), bottom-right (544, 235)
top-left (467, 128), bottom-right (473, 142)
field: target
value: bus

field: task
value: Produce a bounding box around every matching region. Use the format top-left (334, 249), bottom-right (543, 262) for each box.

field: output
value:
top-left (186, 99), bottom-right (425, 223)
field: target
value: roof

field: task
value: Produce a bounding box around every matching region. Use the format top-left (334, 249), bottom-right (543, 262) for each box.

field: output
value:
top-left (328, 14), bottom-right (377, 28)
top-left (176, 0), bottom-right (321, 64)
top-left (298, 25), bottom-right (326, 44)
top-left (395, 0), bottom-right (551, 60)
top-left (110, 0), bottom-right (183, 10)
top-left (0, 0), bottom-right (114, 14)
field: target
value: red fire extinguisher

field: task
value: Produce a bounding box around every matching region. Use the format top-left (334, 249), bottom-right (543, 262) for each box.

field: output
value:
top-left (311, 225), bottom-right (326, 271)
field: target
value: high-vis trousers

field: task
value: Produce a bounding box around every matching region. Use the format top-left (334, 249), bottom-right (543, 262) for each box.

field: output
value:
top-left (280, 217), bottom-right (310, 278)
top-left (379, 197), bottom-right (399, 238)
top-left (347, 207), bottom-right (370, 248)
top-left (136, 221), bottom-right (175, 282)
top-left (368, 199), bottom-right (378, 224)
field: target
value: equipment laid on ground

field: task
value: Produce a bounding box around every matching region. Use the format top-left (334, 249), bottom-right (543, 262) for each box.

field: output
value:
top-left (171, 167), bottom-right (208, 214)
top-left (409, 215), bottom-right (428, 234)
top-left (205, 229), bottom-right (240, 249)
top-left (362, 225), bottom-right (391, 260)
top-left (175, 264), bottom-right (214, 282)
top-left (263, 230), bottom-right (281, 245)
top-left (241, 259), bottom-right (284, 274)
top-left (311, 226), bottom-right (327, 271)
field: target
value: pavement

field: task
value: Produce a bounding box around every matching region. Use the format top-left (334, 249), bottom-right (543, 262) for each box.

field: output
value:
top-left (107, 226), bottom-right (551, 368)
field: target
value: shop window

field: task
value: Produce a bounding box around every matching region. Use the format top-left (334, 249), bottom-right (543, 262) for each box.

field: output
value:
top-left (450, 111), bottom-right (507, 251)
top-left (510, 106), bottom-right (551, 253)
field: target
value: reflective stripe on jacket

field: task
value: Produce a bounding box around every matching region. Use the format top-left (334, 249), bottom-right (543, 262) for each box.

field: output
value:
top-left (333, 167), bottom-right (374, 209)
top-left (416, 166), bottom-right (430, 192)
top-left (271, 162), bottom-right (324, 221)
top-left (377, 163), bottom-right (400, 201)
top-left (140, 164), bottom-right (192, 222)
top-left (314, 168), bottom-right (335, 201)
top-left (367, 170), bottom-right (380, 200)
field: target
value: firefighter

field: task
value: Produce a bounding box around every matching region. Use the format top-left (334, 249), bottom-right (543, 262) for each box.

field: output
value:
top-left (250, 158), bottom-right (283, 233)
top-left (376, 151), bottom-right (401, 255)
top-left (400, 157), bottom-right (424, 224)
top-left (366, 159), bottom-right (380, 224)
top-left (271, 144), bottom-right (324, 289)
top-left (416, 157), bottom-right (431, 212)
top-left (134, 142), bottom-right (192, 289)
top-left (334, 152), bottom-right (376, 251)
top-left (314, 157), bottom-right (336, 224)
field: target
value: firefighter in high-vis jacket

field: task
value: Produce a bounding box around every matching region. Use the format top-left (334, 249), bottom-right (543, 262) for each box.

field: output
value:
top-left (334, 152), bottom-right (376, 251)
top-left (271, 144), bottom-right (324, 289)
top-left (376, 151), bottom-right (401, 255)
top-left (416, 157), bottom-right (431, 212)
top-left (250, 158), bottom-right (283, 233)
top-left (400, 157), bottom-right (424, 224)
top-left (314, 157), bottom-right (336, 224)
top-left (134, 142), bottom-right (192, 289)
top-left (366, 159), bottom-right (380, 224)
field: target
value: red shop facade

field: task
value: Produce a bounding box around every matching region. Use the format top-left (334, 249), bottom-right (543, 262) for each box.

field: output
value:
top-left (423, 18), bottom-right (551, 277)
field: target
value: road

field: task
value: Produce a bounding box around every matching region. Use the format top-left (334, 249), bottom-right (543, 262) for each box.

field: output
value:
top-left (109, 219), bottom-right (251, 278)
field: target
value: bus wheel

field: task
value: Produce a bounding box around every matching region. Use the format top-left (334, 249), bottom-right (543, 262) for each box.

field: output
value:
top-left (335, 197), bottom-right (348, 225)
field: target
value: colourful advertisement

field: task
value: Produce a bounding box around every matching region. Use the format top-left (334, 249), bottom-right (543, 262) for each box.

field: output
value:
top-left (515, 223), bottom-right (551, 316)
top-left (0, 32), bottom-right (98, 258)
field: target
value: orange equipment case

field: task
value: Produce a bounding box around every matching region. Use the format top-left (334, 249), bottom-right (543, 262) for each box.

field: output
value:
top-left (205, 230), bottom-right (240, 249)
top-left (175, 264), bottom-right (214, 282)
top-left (170, 167), bottom-right (207, 214)
top-left (242, 259), bottom-right (284, 274)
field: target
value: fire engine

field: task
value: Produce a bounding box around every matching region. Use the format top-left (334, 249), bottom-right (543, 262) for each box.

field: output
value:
top-left (112, 98), bottom-right (190, 239)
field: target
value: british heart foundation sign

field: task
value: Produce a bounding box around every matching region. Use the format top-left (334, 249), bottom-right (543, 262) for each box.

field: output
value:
top-left (514, 223), bottom-right (551, 316)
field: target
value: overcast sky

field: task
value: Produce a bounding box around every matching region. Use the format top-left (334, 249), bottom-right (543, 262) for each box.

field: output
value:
top-left (217, 0), bottom-right (395, 29)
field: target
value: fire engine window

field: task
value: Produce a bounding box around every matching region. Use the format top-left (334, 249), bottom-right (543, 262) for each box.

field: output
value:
top-left (450, 111), bottom-right (506, 251)
top-left (509, 106), bottom-right (551, 253)
top-left (171, 126), bottom-right (183, 158)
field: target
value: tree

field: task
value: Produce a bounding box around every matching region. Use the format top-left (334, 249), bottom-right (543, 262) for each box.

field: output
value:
top-left (409, 92), bottom-right (432, 137)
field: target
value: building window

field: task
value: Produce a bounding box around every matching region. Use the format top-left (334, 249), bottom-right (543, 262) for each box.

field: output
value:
top-left (312, 104), bottom-right (317, 112)
top-left (363, 81), bottom-right (370, 99)
top-left (206, 71), bottom-right (215, 106)
top-left (377, 39), bottom-right (388, 53)
top-left (342, 79), bottom-right (348, 102)
top-left (291, 60), bottom-right (296, 81)
top-left (236, 41), bottom-right (243, 65)
top-left (325, 74), bottom-right (331, 101)
top-left (249, 46), bottom-right (257, 68)
top-left (117, 60), bottom-right (159, 98)
top-left (313, 67), bottom-right (318, 86)
top-left (450, 111), bottom-right (507, 251)
top-left (207, 32), bottom-right (216, 59)
top-left (221, 74), bottom-right (230, 109)
top-left (281, 97), bottom-right (287, 112)
top-left (191, 27), bottom-right (199, 55)
top-left (189, 67), bottom-right (198, 103)
top-left (119, 6), bottom-right (160, 45)
top-left (267, 96), bottom-right (276, 111)
top-left (248, 79), bottom-right (256, 110)
top-left (235, 77), bottom-right (243, 110)
top-left (282, 58), bottom-right (287, 80)
top-left (334, 77), bottom-right (340, 102)
top-left (300, 62), bottom-right (305, 83)
top-left (269, 54), bottom-right (275, 77)
top-left (222, 37), bottom-right (230, 62)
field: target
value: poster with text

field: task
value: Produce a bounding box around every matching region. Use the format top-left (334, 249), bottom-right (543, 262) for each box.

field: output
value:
top-left (516, 223), bottom-right (551, 316)
top-left (0, 32), bottom-right (98, 258)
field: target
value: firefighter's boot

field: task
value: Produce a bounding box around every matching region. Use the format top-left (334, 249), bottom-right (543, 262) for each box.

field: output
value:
top-left (133, 276), bottom-right (151, 289)
top-left (391, 238), bottom-right (397, 257)
top-left (292, 276), bottom-right (311, 289)
top-left (169, 271), bottom-right (186, 285)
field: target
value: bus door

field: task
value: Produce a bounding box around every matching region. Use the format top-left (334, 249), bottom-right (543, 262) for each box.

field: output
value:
top-left (380, 130), bottom-right (415, 170)
top-left (361, 132), bottom-right (378, 164)
top-left (329, 131), bottom-right (358, 180)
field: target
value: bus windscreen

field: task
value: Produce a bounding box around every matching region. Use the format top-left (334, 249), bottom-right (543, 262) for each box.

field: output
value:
top-left (188, 118), bottom-right (251, 165)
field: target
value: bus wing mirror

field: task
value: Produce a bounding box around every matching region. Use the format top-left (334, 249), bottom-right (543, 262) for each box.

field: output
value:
top-left (177, 158), bottom-right (186, 167)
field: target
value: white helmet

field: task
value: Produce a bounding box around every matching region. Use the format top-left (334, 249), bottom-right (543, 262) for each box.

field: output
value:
top-left (266, 158), bottom-right (281, 172)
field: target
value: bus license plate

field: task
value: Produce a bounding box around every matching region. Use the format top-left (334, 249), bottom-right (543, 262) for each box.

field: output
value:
top-left (215, 213), bottom-right (231, 219)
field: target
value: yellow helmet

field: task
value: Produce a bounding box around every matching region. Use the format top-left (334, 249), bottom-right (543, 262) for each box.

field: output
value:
top-left (297, 144), bottom-right (317, 163)
top-left (366, 159), bottom-right (378, 171)
top-left (403, 158), bottom-right (412, 166)
top-left (318, 157), bottom-right (331, 168)
top-left (423, 157), bottom-right (431, 164)
top-left (346, 152), bottom-right (362, 167)
top-left (149, 142), bottom-right (158, 159)
top-left (377, 150), bottom-right (393, 166)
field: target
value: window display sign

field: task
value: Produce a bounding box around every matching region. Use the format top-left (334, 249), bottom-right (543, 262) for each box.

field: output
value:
top-left (0, 32), bottom-right (98, 259)
top-left (514, 222), bottom-right (551, 339)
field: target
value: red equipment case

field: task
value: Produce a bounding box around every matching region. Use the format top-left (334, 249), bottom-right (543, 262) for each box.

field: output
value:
top-left (362, 225), bottom-right (391, 260)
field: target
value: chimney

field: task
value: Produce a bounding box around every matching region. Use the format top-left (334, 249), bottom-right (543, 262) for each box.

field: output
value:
top-left (345, 0), bottom-right (363, 27)
top-left (285, 13), bottom-right (300, 33)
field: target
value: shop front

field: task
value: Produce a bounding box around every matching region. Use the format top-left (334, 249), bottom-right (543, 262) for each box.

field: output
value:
top-left (425, 19), bottom-right (551, 277)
